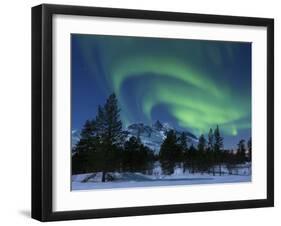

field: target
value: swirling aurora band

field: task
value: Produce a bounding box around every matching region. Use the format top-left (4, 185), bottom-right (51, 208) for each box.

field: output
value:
top-left (72, 34), bottom-right (252, 148)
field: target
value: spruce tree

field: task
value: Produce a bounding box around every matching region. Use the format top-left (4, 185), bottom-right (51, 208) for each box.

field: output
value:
top-left (103, 93), bottom-right (124, 146)
top-left (95, 93), bottom-right (125, 182)
top-left (76, 120), bottom-right (92, 151)
top-left (95, 105), bottom-right (106, 136)
top-left (207, 128), bottom-right (215, 175)
top-left (214, 125), bottom-right (223, 175)
top-left (123, 136), bottom-right (140, 172)
top-left (123, 136), bottom-right (154, 173)
top-left (247, 137), bottom-right (252, 162)
top-left (197, 134), bottom-right (208, 174)
top-left (188, 144), bottom-right (197, 174)
top-left (197, 134), bottom-right (206, 152)
top-left (237, 139), bottom-right (246, 163)
top-left (179, 132), bottom-right (188, 151)
top-left (72, 119), bottom-right (96, 173)
top-left (179, 132), bottom-right (188, 172)
top-left (208, 128), bottom-right (214, 151)
top-left (214, 125), bottom-right (223, 152)
top-left (159, 130), bottom-right (181, 175)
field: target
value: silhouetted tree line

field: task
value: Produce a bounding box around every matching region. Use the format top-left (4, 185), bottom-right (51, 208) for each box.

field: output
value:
top-left (159, 127), bottom-right (251, 176)
top-left (72, 93), bottom-right (155, 181)
top-left (72, 93), bottom-right (251, 181)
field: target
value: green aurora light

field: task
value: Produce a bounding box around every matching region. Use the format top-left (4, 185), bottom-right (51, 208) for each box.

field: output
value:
top-left (73, 34), bottom-right (251, 139)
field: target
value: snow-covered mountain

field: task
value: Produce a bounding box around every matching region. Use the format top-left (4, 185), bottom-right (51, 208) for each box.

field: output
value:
top-left (124, 120), bottom-right (197, 153)
top-left (72, 120), bottom-right (198, 153)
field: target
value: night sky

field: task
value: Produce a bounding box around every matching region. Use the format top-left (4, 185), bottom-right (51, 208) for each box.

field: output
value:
top-left (71, 34), bottom-right (252, 149)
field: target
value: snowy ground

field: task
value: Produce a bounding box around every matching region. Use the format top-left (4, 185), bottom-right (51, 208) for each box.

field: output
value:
top-left (72, 163), bottom-right (251, 191)
top-left (72, 174), bottom-right (251, 190)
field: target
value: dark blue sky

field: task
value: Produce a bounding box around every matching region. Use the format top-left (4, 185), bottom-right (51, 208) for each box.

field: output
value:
top-left (71, 34), bottom-right (251, 149)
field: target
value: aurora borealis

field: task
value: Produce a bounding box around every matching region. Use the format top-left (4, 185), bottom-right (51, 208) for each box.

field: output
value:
top-left (71, 34), bottom-right (251, 149)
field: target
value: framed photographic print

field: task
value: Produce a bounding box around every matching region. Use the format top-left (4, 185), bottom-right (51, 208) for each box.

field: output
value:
top-left (32, 4), bottom-right (274, 221)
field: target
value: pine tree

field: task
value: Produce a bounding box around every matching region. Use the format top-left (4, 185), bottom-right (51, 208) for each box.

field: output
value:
top-left (188, 144), bottom-right (197, 173)
top-left (123, 136), bottom-right (154, 173)
top-left (123, 136), bottom-right (140, 171)
top-left (76, 120), bottom-right (94, 152)
top-left (214, 125), bottom-right (223, 175)
top-left (179, 132), bottom-right (188, 172)
top-left (95, 105), bottom-right (106, 136)
top-left (247, 137), bottom-right (252, 161)
top-left (237, 139), bottom-right (246, 163)
top-left (196, 134), bottom-right (207, 174)
top-left (72, 119), bottom-right (96, 173)
top-left (197, 134), bottom-right (206, 152)
top-left (208, 128), bottom-right (214, 151)
top-left (179, 132), bottom-right (188, 151)
top-left (214, 125), bottom-right (223, 152)
top-left (104, 94), bottom-right (124, 145)
top-left (96, 94), bottom-right (124, 146)
top-left (159, 130), bottom-right (181, 175)
top-left (95, 93), bottom-right (125, 182)
top-left (207, 128), bottom-right (215, 175)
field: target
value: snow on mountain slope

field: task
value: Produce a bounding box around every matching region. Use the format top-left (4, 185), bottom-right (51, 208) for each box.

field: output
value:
top-left (72, 120), bottom-right (198, 153)
top-left (125, 120), bottom-right (197, 153)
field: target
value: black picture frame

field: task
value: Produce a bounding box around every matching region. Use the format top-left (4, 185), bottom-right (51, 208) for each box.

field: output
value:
top-left (32, 4), bottom-right (274, 222)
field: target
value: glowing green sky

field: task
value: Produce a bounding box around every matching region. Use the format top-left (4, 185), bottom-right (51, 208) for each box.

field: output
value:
top-left (72, 34), bottom-right (252, 148)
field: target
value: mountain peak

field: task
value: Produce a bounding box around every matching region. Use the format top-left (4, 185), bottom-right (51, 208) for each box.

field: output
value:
top-left (153, 120), bottom-right (163, 130)
top-left (125, 121), bottom-right (197, 153)
top-left (72, 121), bottom-right (197, 154)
